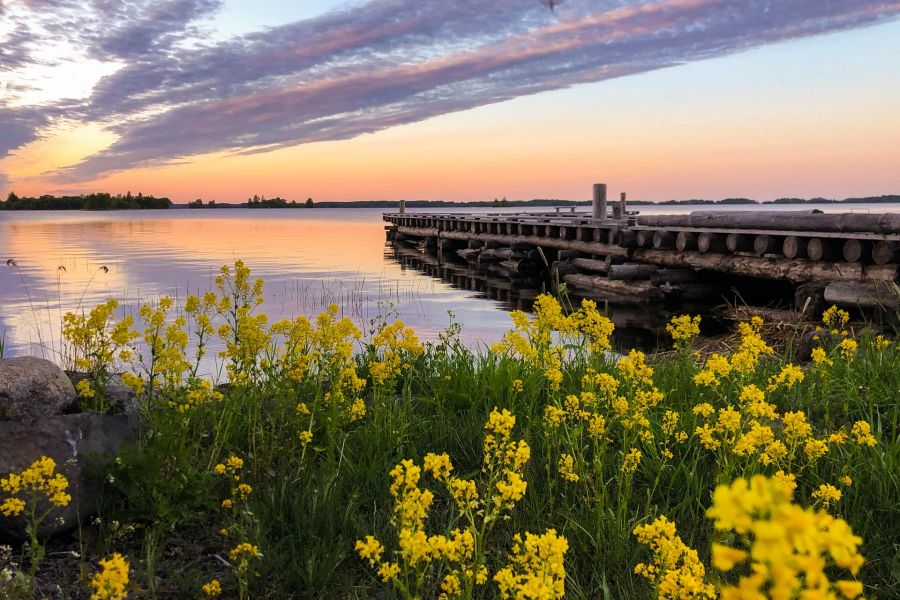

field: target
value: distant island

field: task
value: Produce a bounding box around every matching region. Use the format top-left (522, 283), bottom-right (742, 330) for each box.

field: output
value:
top-left (2, 191), bottom-right (898, 211)
top-left (1, 192), bottom-right (172, 210)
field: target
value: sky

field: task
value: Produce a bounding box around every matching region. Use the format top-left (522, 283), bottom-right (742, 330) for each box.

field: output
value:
top-left (1, 0), bottom-right (898, 203)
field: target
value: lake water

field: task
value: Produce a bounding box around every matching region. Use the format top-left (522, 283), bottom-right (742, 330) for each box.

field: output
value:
top-left (2, 203), bottom-right (897, 373)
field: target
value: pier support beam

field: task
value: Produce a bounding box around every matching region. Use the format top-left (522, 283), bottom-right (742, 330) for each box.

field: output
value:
top-left (592, 183), bottom-right (607, 220)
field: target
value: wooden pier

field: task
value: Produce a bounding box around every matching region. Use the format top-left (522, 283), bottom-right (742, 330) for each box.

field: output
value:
top-left (383, 185), bottom-right (900, 314)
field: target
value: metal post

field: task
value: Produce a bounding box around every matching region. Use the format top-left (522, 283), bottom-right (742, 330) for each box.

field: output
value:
top-left (592, 183), bottom-right (607, 219)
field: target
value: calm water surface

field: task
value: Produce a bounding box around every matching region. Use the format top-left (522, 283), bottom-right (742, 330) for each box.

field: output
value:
top-left (2, 204), bottom-right (897, 373)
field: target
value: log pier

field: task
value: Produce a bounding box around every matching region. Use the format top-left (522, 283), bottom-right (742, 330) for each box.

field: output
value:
top-left (384, 185), bottom-right (900, 314)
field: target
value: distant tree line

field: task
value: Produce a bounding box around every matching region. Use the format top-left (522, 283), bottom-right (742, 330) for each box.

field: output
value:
top-left (245, 194), bottom-right (315, 208)
top-left (1, 191), bottom-right (172, 210)
top-left (187, 198), bottom-right (219, 208)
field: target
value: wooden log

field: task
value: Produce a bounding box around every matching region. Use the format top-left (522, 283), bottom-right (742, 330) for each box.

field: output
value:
top-left (636, 230), bottom-right (654, 248)
top-left (726, 233), bottom-right (753, 252)
top-left (608, 263), bottom-right (658, 281)
top-left (824, 281), bottom-right (900, 309)
top-left (807, 238), bottom-right (837, 261)
top-left (499, 259), bottom-right (539, 274)
top-left (478, 248), bottom-right (511, 262)
top-left (593, 183), bottom-right (607, 219)
top-left (698, 232), bottom-right (727, 253)
top-left (653, 231), bottom-right (676, 249)
top-left (637, 211), bottom-right (900, 234)
top-left (467, 239), bottom-right (484, 250)
top-left (782, 236), bottom-right (807, 259)
top-left (616, 229), bottom-right (637, 248)
top-left (551, 261), bottom-right (580, 278)
top-left (604, 255), bottom-right (628, 267)
top-left (456, 249), bottom-right (481, 262)
top-left (557, 249), bottom-right (581, 261)
top-left (651, 269), bottom-right (698, 285)
top-left (563, 273), bottom-right (664, 303)
top-left (872, 241), bottom-right (899, 265)
top-left (571, 257), bottom-right (609, 274)
top-left (659, 283), bottom-right (722, 302)
top-left (795, 282), bottom-right (828, 316)
top-left (754, 234), bottom-right (780, 256)
top-left (676, 231), bottom-right (698, 252)
top-left (864, 264), bottom-right (899, 282)
top-left (632, 248), bottom-right (865, 283)
top-left (842, 239), bottom-right (869, 263)
top-left (484, 240), bottom-right (503, 249)
top-left (396, 226), bottom-right (632, 258)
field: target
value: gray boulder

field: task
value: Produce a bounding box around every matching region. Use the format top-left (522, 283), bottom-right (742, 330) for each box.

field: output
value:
top-left (0, 412), bottom-right (137, 542)
top-left (0, 357), bottom-right (76, 422)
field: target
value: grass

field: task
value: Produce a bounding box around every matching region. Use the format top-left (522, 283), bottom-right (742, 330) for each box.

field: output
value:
top-left (1, 261), bottom-right (897, 599)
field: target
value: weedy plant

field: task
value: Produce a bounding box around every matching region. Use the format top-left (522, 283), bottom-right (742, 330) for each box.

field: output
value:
top-left (1, 260), bottom-right (895, 599)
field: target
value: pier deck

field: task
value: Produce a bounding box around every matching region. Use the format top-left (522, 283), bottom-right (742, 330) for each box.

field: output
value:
top-left (383, 201), bottom-right (900, 312)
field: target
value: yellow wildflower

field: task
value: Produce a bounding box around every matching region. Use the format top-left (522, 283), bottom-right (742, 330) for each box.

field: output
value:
top-left (621, 448), bottom-right (641, 474)
top-left (90, 553), bottom-right (129, 600)
top-left (201, 580), bottom-right (222, 597)
top-left (558, 454), bottom-right (579, 482)
top-left (355, 536), bottom-right (384, 567)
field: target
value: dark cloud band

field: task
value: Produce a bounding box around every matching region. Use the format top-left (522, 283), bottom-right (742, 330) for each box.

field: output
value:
top-left (2, 0), bottom-right (898, 185)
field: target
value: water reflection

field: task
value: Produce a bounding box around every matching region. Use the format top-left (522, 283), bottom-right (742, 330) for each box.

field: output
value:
top-left (0, 210), bottom-right (527, 367)
top-left (389, 240), bottom-right (675, 350)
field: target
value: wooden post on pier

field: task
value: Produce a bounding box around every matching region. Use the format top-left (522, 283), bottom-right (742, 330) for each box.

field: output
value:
top-left (399, 199), bottom-right (406, 214)
top-left (593, 184), bottom-right (607, 219)
top-left (620, 192), bottom-right (627, 216)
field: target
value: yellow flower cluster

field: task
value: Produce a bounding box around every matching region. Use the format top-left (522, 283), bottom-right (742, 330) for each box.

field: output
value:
top-left (766, 363), bottom-right (804, 391)
top-left (691, 382), bottom-right (876, 477)
top-left (633, 516), bottom-right (715, 600)
top-left (484, 408), bottom-right (531, 507)
top-left (620, 448), bottom-right (642, 475)
top-left (63, 299), bottom-right (137, 369)
top-left (707, 475), bottom-right (865, 599)
top-left (666, 315), bottom-right (701, 349)
top-left (214, 455), bottom-right (252, 508)
top-left (494, 529), bottom-right (568, 600)
top-left (694, 317), bottom-right (773, 386)
top-left (229, 543), bottom-right (261, 573)
top-left (171, 379), bottom-right (224, 413)
top-left (822, 305), bottom-right (850, 332)
top-left (1, 456), bottom-right (71, 517)
top-left (557, 454), bottom-right (579, 483)
top-left (215, 261), bottom-right (270, 385)
top-left (357, 455), bottom-right (480, 594)
top-left (201, 579), bottom-right (222, 597)
top-left (138, 297), bottom-right (191, 389)
top-left (271, 303), bottom-right (368, 451)
top-left (369, 319), bottom-right (423, 386)
top-left (358, 409), bottom-right (532, 598)
top-left (492, 295), bottom-right (614, 391)
top-left (62, 299), bottom-right (138, 406)
top-left (89, 553), bottom-right (129, 600)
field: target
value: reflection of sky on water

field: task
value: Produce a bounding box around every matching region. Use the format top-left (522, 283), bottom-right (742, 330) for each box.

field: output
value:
top-left (3, 204), bottom-right (898, 371)
top-left (0, 209), bottom-right (524, 370)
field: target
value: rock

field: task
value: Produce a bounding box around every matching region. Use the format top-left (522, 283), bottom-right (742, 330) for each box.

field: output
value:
top-left (0, 357), bottom-right (76, 422)
top-left (66, 372), bottom-right (140, 425)
top-left (0, 412), bottom-right (138, 542)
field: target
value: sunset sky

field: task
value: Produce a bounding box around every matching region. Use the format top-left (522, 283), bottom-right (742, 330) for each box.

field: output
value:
top-left (1, 0), bottom-right (898, 203)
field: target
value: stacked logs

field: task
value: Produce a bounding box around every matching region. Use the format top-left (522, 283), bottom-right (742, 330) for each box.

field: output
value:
top-left (385, 208), bottom-right (899, 312)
